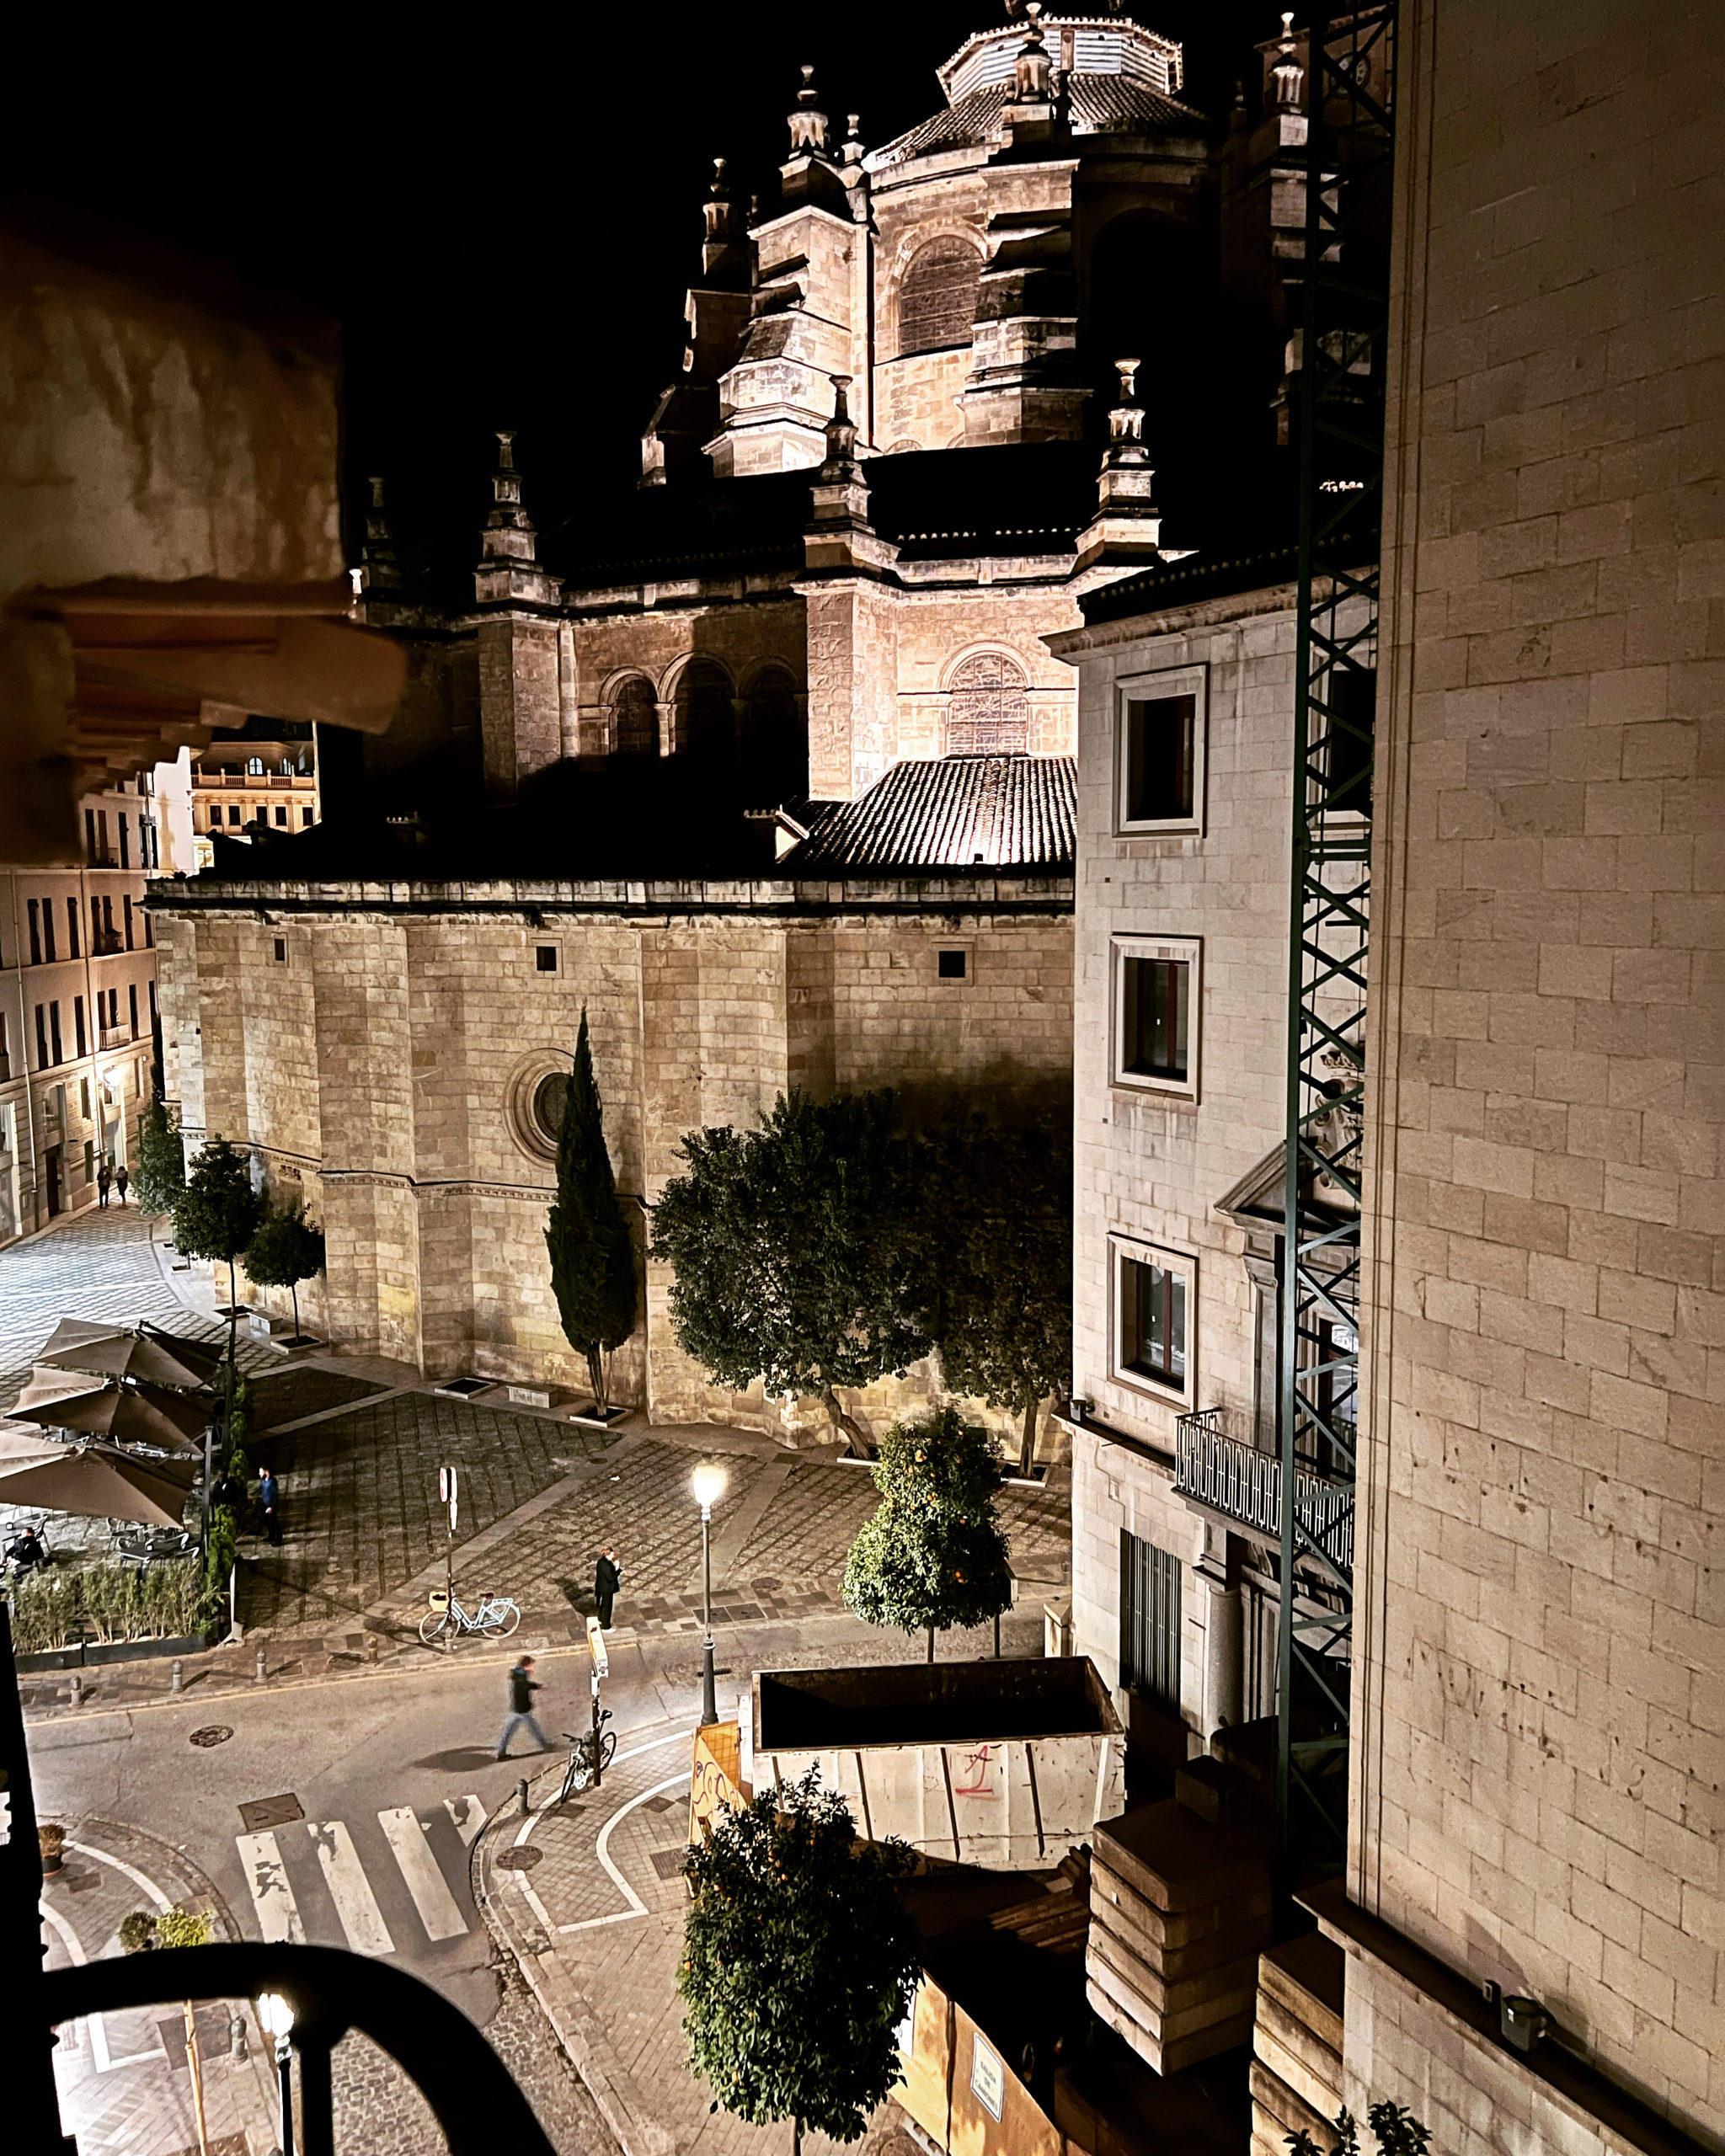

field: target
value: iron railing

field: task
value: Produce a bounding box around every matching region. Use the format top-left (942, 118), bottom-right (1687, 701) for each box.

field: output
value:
top-left (1175, 1408), bottom-right (1355, 1577)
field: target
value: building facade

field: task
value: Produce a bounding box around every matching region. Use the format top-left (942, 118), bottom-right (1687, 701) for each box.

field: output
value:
top-left (190, 718), bottom-right (320, 868)
top-left (1056, 0), bottom-right (1722, 2150)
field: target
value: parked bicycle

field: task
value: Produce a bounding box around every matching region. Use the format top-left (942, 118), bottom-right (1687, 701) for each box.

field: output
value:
top-left (558, 1707), bottom-right (617, 1801)
top-left (419, 1589), bottom-right (521, 1646)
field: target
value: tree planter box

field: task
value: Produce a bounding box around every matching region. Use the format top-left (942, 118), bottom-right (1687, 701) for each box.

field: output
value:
top-left (564, 1402), bottom-right (628, 1428)
top-left (18, 1630), bottom-right (212, 1672)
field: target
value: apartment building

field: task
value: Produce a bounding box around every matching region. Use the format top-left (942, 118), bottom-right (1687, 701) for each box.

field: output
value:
top-left (0, 766), bottom-right (187, 1241)
top-left (190, 718), bottom-right (319, 869)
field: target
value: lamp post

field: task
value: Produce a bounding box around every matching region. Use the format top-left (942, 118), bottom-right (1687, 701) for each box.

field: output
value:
top-left (692, 1462), bottom-right (726, 1727)
top-left (257, 1992), bottom-right (294, 2155)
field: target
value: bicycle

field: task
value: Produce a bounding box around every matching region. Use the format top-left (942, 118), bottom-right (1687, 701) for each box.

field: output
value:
top-left (558, 1707), bottom-right (617, 1801)
top-left (419, 1590), bottom-right (521, 1646)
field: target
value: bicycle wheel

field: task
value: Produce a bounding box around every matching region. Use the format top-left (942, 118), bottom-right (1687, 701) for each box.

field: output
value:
top-left (489, 1600), bottom-right (521, 1639)
top-left (558, 1754), bottom-right (580, 1805)
top-left (419, 1607), bottom-right (452, 1646)
top-left (600, 1732), bottom-right (617, 1771)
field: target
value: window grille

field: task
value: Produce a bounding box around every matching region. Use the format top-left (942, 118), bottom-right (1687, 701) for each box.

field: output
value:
top-left (1120, 1532), bottom-right (1182, 1708)
top-left (899, 238), bottom-right (981, 355)
top-left (611, 677), bottom-right (659, 757)
top-left (946, 653), bottom-right (1028, 755)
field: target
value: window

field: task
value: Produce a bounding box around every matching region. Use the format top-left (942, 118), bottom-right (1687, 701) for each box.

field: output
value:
top-left (1120, 1532), bottom-right (1182, 1708)
top-left (302, 806), bottom-right (314, 827)
top-left (129, 984), bottom-right (139, 1037)
top-left (1323, 664), bottom-right (1375, 815)
top-left (108, 988), bottom-right (120, 1030)
top-left (50, 1002), bottom-right (63, 1066)
top-left (80, 1076), bottom-right (92, 1121)
top-left (272, 937), bottom-right (287, 963)
top-left (674, 659), bottom-right (734, 765)
top-left (274, 805), bottom-right (288, 825)
top-left (1113, 1239), bottom-right (1194, 1400)
top-left (123, 894), bottom-right (134, 949)
top-left (73, 996), bottom-right (86, 1057)
top-left (135, 1058), bottom-right (145, 1097)
top-left (937, 948), bottom-right (968, 979)
top-left (66, 897), bottom-right (80, 959)
top-left (1116, 664), bottom-right (1206, 834)
top-left (247, 755), bottom-right (264, 776)
top-left (1111, 936), bottom-right (1199, 1098)
top-left (27, 899), bottom-right (40, 967)
top-left (946, 653), bottom-right (1028, 755)
top-left (90, 894), bottom-right (100, 947)
top-left (35, 1006), bottom-right (47, 1069)
top-left (532, 1070), bottom-right (569, 1143)
top-left (84, 1139), bottom-right (95, 1182)
top-left (144, 910), bottom-right (153, 948)
top-left (228, 805), bottom-right (243, 826)
top-left (148, 980), bottom-right (158, 1022)
top-left (608, 676), bottom-right (657, 756)
top-left (84, 808), bottom-right (97, 861)
top-left (535, 945), bottom-right (558, 974)
top-left (898, 237), bottom-right (981, 355)
top-left (98, 809), bottom-right (109, 860)
top-left (42, 902), bottom-right (56, 963)
top-left (103, 897), bottom-right (115, 944)
top-left (280, 757), bottom-right (295, 776)
top-left (118, 814), bottom-right (129, 868)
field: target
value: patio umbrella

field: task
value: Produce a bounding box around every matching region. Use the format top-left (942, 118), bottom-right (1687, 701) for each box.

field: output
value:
top-left (0, 1429), bottom-right (194, 1529)
top-left (10, 1369), bottom-right (211, 1454)
top-left (36, 1319), bottom-right (222, 1391)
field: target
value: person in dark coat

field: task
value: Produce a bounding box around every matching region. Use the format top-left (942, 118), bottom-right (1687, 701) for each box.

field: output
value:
top-left (594, 1546), bottom-right (622, 1630)
top-left (257, 1465), bottom-right (282, 1546)
top-left (497, 1656), bottom-right (550, 1758)
top-left (115, 1164), bottom-right (129, 1205)
top-left (96, 1161), bottom-right (112, 1208)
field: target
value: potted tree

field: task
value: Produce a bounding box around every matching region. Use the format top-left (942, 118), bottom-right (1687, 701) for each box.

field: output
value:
top-left (38, 1822), bottom-right (67, 1876)
top-left (243, 1199), bottom-right (326, 1346)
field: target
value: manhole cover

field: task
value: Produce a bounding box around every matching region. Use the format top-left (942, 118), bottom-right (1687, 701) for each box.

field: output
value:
top-left (494, 1845), bottom-right (543, 1871)
top-left (238, 1794), bottom-right (303, 1832)
top-left (644, 1796), bottom-right (677, 1815)
top-left (650, 1848), bottom-right (690, 1881)
top-left (189, 1726), bottom-right (233, 1748)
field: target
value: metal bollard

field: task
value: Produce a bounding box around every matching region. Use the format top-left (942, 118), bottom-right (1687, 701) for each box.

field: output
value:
top-left (516, 1778), bottom-right (530, 1817)
top-left (68, 1673), bottom-right (83, 1709)
top-left (228, 2012), bottom-right (248, 2061)
top-left (170, 1658), bottom-right (184, 1694)
top-left (254, 1647), bottom-right (266, 1685)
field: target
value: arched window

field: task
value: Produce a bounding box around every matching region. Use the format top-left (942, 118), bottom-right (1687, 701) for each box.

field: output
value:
top-left (611, 676), bottom-right (659, 757)
top-left (898, 237), bottom-right (981, 357)
top-left (673, 658), bottom-right (734, 764)
top-left (739, 666), bottom-right (807, 806)
top-left (946, 653), bottom-right (1028, 755)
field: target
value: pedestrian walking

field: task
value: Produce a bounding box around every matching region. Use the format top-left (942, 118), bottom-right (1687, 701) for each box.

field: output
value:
top-left (96, 1161), bottom-right (112, 1208)
top-left (497, 1655), bottom-right (550, 1758)
top-left (595, 1545), bottom-right (622, 1630)
top-left (257, 1465), bottom-right (282, 1547)
top-left (115, 1163), bottom-right (129, 1205)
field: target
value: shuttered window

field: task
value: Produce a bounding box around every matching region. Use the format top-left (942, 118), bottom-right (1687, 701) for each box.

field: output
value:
top-left (1120, 1532), bottom-right (1182, 1709)
top-left (899, 238), bottom-right (981, 355)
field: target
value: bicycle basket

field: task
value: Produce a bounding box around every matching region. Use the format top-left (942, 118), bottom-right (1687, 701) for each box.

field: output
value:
top-left (428, 1590), bottom-right (449, 1610)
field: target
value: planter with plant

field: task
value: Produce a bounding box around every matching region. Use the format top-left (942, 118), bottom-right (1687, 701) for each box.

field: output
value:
top-left (39, 1822), bottom-right (67, 1875)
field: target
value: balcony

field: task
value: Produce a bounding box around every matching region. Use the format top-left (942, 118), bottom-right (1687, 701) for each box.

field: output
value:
top-left (91, 930), bottom-right (125, 956)
top-left (1173, 1406), bottom-right (1354, 1577)
top-left (98, 1024), bottom-right (131, 1052)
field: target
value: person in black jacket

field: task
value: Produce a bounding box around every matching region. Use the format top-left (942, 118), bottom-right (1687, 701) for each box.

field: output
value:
top-left (497, 1656), bottom-right (550, 1758)
top-left (594, 1547), bottom-right (622, 1630)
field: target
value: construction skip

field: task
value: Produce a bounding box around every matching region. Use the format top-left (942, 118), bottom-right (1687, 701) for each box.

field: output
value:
top-left (749, 1659), bottom-right (1125, 1870)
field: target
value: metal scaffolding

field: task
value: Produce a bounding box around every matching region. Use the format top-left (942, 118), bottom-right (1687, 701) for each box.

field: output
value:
top-left (1277, 0), bottom-right (1398, 1871)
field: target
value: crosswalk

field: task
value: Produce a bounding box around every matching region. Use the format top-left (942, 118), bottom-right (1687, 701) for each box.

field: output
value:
top-left (235, 1795), bottom-right (487, 1958)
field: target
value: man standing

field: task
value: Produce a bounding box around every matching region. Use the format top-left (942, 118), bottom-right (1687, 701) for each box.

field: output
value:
top-left (115, 1163), bottom-right (129, 1205)
top-left (96, 1161), bottom-right (111, 1208)
top-left (497, 1656), bottom-right (550, 1758)
top-left (594, 1546), bottom-right (622, 1630)
top-left (257, 1465), bottom-right (282, 1547)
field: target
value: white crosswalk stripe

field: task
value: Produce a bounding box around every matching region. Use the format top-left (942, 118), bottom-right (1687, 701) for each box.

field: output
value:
top-left (307, 1821), bottom-right (395, 1956)
top-left (378, 1808), bottom-right (467, 1940)
top-left (235, 1831), bottom-right (306, 1945)
top-left (444, 1793), bottom-right (488, 1846)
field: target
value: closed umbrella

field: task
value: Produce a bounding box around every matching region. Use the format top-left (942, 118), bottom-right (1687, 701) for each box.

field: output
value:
top-left (0, 1429), bottom-right (194, 1529)
top-left (37, 1320), bottom-right (221, 1391)
top-left (11, 1369), bottom-right (211, 1454)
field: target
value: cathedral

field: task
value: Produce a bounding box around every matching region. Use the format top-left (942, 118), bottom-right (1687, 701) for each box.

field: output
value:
top-left (352, 3), bottom-right (1308, 819)
top-left (156, 6), bottom-right (1316, 1423)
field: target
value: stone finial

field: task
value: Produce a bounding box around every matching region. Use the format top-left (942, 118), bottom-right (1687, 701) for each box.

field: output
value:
top-left (705, 157), bottom-right (741, 247)
top-left (788, 64), bottom-right (830, 155)
top-left (1014, 2), bottom-right (1053, 103)
top-left (1108, 360), bottom-right (1147, 445)
top-left (1273, 12), bottom-right (1305, 107)
top-left (820, 375), bottom-right (861, 479)
top-left (843, 114), bottom-right (864, 166)
top-left (481, 429), bottom-right (538, 564)
top-left (360, 474), bottom-right (403, 592)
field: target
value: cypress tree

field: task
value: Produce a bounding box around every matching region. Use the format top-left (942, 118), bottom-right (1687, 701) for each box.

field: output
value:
top-left (545, 1009), bottom-right (637, 1413)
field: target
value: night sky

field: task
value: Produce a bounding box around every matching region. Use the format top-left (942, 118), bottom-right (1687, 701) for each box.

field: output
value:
top-left (7, 4), bottom-right (1265, 570)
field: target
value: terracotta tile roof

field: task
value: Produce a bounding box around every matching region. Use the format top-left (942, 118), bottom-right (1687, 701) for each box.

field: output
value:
top-left (785, 755), bottom-right (1076, 873)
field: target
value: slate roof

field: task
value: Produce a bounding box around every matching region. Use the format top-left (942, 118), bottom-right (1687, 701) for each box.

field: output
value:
top-left (785, 755), bottom-right (1076, 873)
top-left (872, 77), bottom-right (1207, 168)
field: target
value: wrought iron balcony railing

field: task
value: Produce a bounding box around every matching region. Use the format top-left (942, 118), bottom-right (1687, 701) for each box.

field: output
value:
top-left (1174, 1406), bottom-right (1355, 1577)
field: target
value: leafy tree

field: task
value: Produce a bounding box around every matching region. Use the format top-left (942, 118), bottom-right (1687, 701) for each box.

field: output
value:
top-left (843, 1406), bottom-right (1012, 1660)
top-left (680, 1770), bottom-right (919, 2155)
top-left (931, 1111), bottom-right (1072, 1476)
top-left (649, 1088), bottom-right (930, 1454)
top-left (244, 1200), bottom-right (326, 1342)
top-left (171, 1135), bottom-right (263, 1447)
top-left (544, 1010), bottom-right (637, 1413)
top-left (132, 1093), bottom-right (186, 1217)
top-left (1291, 2101), bottom-right (1432, 2156)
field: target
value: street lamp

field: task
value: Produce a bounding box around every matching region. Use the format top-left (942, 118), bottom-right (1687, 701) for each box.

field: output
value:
top-left (692, 1461), bottom-right (727, 1726)
top-left (256, 1991), bottom-right (295, 2155)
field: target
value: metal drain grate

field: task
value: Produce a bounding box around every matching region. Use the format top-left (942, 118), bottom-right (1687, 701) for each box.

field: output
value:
top-left (238, 1795), bottom-right (304, 1832)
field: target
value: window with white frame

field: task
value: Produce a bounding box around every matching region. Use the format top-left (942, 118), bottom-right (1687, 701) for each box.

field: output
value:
top-left (1111, 1235), bottom-right (1194, 1404)
top-left (1115, 663), bottom-right (1206, 835)
top-left (1110, 935), bottom-right (1199, 1099)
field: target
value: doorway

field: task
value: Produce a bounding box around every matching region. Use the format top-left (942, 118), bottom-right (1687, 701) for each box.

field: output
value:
top-left (44, 1145), bottom-right (62, 1219)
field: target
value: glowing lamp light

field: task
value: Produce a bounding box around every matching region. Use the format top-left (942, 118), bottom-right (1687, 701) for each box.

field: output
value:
top-left (691, 1463), bottom-right (727, 1513)
top-left (257, 1991), bottom-right (295, 2041)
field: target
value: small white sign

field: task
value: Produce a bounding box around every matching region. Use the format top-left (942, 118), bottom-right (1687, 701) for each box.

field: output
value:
top-left (586, 1614), bottom-right (610, 1678)
top-left (969, 2033), bottom-right (1004, 2122)
top-left (893, 1993), bottom-right (916, 2057)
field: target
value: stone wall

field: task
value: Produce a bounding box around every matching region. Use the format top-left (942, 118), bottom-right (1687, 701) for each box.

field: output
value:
top-left (157, 889), bottom-right (1073, 1444)
top-left (1354, 0), bottom-right (1722, 2142)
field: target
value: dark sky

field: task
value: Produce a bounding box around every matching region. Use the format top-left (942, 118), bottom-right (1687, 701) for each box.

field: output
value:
top-left (8, 4), bottom-right (1264, 569)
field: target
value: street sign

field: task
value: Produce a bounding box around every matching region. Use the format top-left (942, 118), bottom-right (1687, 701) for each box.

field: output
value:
top-left (586, 1614), bottom-right (609, 1678)
top-left (438, 1466), bottom-right (458, 1503)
